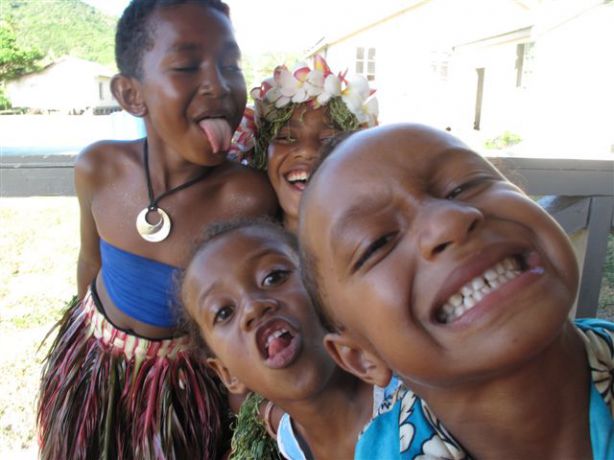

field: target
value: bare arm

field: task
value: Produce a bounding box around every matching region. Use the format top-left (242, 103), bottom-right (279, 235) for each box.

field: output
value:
top-left (74, 147), bottom-right (101, 298)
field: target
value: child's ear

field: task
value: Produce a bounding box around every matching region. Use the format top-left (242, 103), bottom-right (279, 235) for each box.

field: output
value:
top-left (324, 332), bottom-right (392, 388)
top-left (206, 357), bottom-right (247, 395)
top-left (110, 74), bottom-right (147, 117)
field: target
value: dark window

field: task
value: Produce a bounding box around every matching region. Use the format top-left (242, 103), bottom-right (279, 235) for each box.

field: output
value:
top-left (474, 68), bottom-right (485, 131)
top-left (516, 42), bottom-right (535, 88)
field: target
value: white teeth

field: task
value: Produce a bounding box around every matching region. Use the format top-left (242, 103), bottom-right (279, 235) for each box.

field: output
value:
top-left (464, 296), bottom-right (476, 308)
top-left (443, 303), bottom-right (455, 315)
top-left (472, 277), bottom-right (485, 290)
top-left (265, 328), bottom-right (288, 348)
top-left (437, 256), bottom-right (524, 324)
top-left (287, 171), bottom-right (309, 183)
top-left (449, 294), bottom-right (463, 307)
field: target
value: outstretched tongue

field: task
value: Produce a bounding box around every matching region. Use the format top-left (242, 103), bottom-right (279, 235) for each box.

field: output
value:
top-left (199, 118), bottom-right (232, 154)
top-left (267, 333), bottom-right (292, 358)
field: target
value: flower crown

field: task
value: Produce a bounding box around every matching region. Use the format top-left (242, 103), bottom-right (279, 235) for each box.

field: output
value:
top-left (250, 55), bottom-right (378, 128)
top-left (228, 55), bottom-right (378, 168)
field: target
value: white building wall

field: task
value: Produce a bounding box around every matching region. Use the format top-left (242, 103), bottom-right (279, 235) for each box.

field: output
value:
top-left (317, 0), bottom-right (613, 154)
top-left (449, 0), bottom-right (614, 154)
top-left (316, 0), bottom-right (533, 131)
top-left (525, 1), bottom-right (614, 155)
top-left (7, 58), bottom-right (116, 112)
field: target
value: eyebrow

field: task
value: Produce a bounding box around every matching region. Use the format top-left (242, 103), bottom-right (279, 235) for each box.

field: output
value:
top-left (195, 279), bottom-right (219, 316)
top-left (195, 246), bottom-right (287, 307)
top-left (166, 41), bottom-right (241, 56)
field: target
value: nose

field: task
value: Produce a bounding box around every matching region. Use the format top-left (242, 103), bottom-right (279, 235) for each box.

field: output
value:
top-left (240, 295), bottom-right (278, 331)
top-left (291, 136), bottom-right (320, 160)
top-left (416, 199), bottom-right (483, 260)
top-left (198, 65), bottom-right (230, 98)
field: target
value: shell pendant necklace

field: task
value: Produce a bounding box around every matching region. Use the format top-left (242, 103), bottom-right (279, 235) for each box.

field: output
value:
top-left (136, 140), bottom-right (210, 242)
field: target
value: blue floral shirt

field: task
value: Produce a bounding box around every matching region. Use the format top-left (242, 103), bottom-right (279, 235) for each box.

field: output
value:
top-left (355, 318), bottom-right (614, 459)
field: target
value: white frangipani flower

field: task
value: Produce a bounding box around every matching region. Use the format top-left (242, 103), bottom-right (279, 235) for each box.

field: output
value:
top-left (250, 55), bottom-right (379, 125)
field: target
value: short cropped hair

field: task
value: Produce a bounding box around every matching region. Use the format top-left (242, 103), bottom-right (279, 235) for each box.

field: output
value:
top-left (177, 217), bottom-right (296, 357)
top-left (115, 0), bottom-right (230, 78)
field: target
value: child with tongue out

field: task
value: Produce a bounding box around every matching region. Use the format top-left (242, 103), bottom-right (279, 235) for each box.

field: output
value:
top-left (299, 123), bottom-right (614, 459)
top-left (37, 1), bottom-right (277, 459)
top-left (181, 219), bottom-right (400, 460)
top-left (229, 55), bottom-right (378, 234)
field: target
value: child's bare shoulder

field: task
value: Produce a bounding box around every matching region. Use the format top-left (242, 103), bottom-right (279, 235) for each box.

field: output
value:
top-left (212, 161), bottom-right (278, 214)
top-left (74, 140), bottom-right (141, 188)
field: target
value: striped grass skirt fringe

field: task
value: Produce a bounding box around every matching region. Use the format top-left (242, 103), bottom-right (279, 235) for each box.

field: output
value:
top-left (37, 286), bottom-right (231, 460)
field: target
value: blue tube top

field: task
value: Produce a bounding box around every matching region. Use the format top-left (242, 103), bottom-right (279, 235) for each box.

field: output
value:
top-left (99, 239), bottom-right (180, 327)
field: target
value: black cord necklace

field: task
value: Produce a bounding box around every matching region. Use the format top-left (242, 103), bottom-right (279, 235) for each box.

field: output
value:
top-left (135, 140), bottom-right (210, 242)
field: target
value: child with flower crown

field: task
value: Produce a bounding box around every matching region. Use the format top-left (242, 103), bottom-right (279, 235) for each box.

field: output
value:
top-left (219, 56), bottom-right (387, 458)
top-left (230, 55), bottom-right (378, 233)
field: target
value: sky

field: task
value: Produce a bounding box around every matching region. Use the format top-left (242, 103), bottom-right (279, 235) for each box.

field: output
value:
top-left (83, 0), bottom-right (412, 55)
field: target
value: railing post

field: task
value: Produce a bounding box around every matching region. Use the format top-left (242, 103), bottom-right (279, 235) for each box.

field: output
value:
top-left (576, 196), bottom-right (614, 317)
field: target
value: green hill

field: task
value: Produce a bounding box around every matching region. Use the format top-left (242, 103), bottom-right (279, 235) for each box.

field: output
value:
top-left (2, 0), bottom-right (117, 67)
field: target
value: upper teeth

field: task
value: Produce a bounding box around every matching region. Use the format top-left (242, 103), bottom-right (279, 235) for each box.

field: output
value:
top-left (437, 256), bottom-right (522, 324)
top-left (287, 171), bottom-right (309, 183)
top-left (265, 328), bottom-right (288, 349)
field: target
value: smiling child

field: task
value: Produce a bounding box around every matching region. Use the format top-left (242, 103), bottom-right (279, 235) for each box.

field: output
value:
top-left (37, 1), bottom-right (277, 458)
top-left (180, 219), bottom-right (398, 460)
top-left (231, 55), bottom-right (378, 233)
top-left (299, 123), bottom-right (614, 459)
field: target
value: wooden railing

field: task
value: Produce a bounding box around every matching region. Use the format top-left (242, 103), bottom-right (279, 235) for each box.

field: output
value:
top-left (490, 156), bottom-right (614, 317)
top-left (2, 154), bottom-right (613, 317)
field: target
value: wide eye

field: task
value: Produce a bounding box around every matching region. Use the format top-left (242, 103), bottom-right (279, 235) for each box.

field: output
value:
top-left (213, 305), bottom-right (234, 324)
top-left (262, 269), bottom-right (290, 287)
top-left (353, 233), bottom-right (395, 272)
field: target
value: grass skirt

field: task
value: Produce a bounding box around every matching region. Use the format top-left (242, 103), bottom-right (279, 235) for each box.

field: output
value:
top-left (37, 286), bottom-right (230, 460)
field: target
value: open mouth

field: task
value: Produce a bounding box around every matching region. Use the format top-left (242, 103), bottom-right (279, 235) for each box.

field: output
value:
top-left (284, 170), bottom-right (310, 191)
top-left (256, 320), bottom-right (301, 369)
top-left (435, 254), bottom-right (529, 324)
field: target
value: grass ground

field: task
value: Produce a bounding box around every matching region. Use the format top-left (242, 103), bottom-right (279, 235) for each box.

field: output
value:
top-left (0, 197), bottom-right (79, 457)
top-left (0, 196), bottom-right (613, 456)
top-left (599, 234), bottom-right (614, 319)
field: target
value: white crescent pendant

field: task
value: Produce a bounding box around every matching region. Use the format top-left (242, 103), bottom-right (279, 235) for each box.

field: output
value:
top-left (136, 207), bottom-right (172, 242)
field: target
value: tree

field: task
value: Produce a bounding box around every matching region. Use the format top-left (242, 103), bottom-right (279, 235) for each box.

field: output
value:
top-left (0, 21), bottom-right (44, 109)
top-left (0, 21), bottom-right (44, 82)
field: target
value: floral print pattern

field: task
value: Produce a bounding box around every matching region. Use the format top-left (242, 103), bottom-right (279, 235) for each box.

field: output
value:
top-left (357, 319), bottom-right (614, 459)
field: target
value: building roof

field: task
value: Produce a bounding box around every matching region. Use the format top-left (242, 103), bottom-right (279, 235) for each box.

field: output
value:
top-left (12, 56), bottom-right (115, 80)
top-left (306, 0), bottom-right (539, 56)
